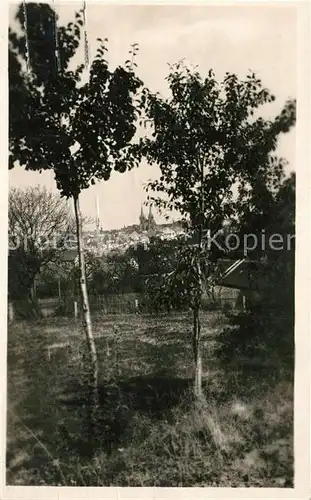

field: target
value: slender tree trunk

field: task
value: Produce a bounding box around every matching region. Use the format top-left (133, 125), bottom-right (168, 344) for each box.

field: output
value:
top-left (192, 156), bottom-right (205, 401)
top-left (73, 194), bottom-right (99, 454)
top-left (28, 270), bottom-right (38, 302)
top-left (29, 274), bottom-right (40, 318)
top-left (193, 305), bottom-right (203, 399)
top-left (30, 282), bottom-right (35, 301)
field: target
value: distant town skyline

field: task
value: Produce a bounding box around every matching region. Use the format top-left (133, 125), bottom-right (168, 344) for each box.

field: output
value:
top-left (9, 2), bottom-right (296, 230)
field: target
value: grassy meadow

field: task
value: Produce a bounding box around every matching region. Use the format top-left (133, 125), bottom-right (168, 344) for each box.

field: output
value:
top-left (6, 311), bottom-right (293, 487)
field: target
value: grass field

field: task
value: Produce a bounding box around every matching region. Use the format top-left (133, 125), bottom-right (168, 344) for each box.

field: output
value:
top-left (6, 311), bottom-right (293, 487)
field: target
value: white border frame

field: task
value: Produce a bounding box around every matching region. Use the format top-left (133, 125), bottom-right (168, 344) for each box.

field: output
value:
top-left (1, 1), bottom-right (310, 499)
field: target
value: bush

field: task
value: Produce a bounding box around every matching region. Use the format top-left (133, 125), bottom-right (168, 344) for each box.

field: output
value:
top-left (13, 298), bottom-right (42, 320)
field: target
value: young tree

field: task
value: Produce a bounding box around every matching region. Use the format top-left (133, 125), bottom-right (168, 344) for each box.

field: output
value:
top-left (9, 2), bottom-right (143, 448)
top-left (139, 62), bottom-right (296, 399)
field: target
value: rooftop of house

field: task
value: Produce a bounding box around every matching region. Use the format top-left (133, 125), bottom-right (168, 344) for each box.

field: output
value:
top-left (217, 258), bottom-right (265, 290)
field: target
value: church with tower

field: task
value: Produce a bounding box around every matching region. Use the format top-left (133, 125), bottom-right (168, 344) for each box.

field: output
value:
top-left (139, 205), bottom-right (156, 232)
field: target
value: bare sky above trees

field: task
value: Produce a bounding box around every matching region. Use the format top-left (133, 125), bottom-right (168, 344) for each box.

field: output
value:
top-left (9, 2), bottom-right (296, 230)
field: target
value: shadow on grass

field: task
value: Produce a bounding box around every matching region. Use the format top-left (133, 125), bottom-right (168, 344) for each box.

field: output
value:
top-left (7, 320), bottom-right (196, 482)
top-left (102, 371), bottom-right (191, 414)
top-left (62, 371), bottom-right (193, 454)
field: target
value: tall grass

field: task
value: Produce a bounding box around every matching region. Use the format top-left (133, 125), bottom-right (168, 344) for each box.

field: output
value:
top-left (6, 313), bottom-right (293, 487)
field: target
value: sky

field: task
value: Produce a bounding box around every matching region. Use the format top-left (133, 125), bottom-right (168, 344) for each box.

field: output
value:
top-left (9, 2), bottom-right (297, 230)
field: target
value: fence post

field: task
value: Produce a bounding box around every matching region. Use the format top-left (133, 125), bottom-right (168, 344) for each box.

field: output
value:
top-left (74, 301), bottom-right (78, 320)
top-left (8, 301), bottom-right (14, 323)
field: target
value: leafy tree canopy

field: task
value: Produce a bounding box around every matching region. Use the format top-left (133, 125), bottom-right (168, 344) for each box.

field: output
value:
top-left (9, 2), bottom-right (143, 198)
top-left (140, 61), bottom-right (296, 234)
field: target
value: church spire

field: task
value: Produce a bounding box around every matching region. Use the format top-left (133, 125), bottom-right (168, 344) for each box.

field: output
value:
top-left (139, 204), bottom-right (147, 230)
top-left (148, 204), bottom-right (155, 231)
top-left (95, 195), bottom-right (100, 232)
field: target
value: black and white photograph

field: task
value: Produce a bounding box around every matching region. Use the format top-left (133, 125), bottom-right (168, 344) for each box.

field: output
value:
top-left (2, 0), bottom-right (310, 496)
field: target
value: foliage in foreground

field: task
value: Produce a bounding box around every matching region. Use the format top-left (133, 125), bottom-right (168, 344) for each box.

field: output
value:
top-left (217, 173), bottom-right (295, 374)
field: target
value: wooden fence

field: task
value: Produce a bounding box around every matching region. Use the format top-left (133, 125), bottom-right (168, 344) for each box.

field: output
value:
top-left (8, 287), bottom-right (247, 321)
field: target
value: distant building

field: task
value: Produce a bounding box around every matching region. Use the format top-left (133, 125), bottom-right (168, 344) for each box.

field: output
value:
top-left (215, 258), bottom-right (265, 310)
top-left (160, 227), bottom-right (178, 240)
top-left (139, 204), bottom-right (156, 232)
top-left (82, 205), bottom-right (184, 255)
